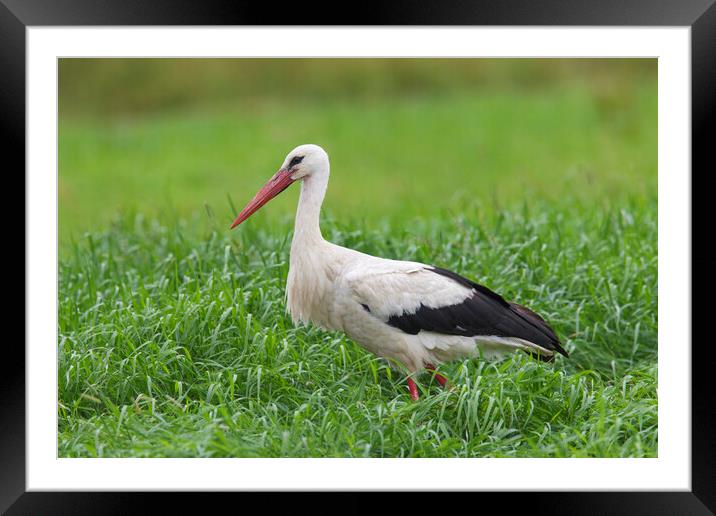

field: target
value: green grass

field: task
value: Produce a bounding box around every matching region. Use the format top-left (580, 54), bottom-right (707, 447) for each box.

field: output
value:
top-left (58, 198), bottom-right (657, 458)
top-left (58, 71), bottom-right (657, 457)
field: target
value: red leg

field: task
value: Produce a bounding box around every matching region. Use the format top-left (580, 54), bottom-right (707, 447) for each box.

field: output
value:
top-left (406, 377), bottom-right (419, 401)
top-left (425, 363), bottom-right (448, 388)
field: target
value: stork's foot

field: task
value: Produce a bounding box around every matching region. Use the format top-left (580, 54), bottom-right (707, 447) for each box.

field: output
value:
top-left (406, 377), bottom-right (420, 401)
top-left (425, 363), bottom-right (448, 388)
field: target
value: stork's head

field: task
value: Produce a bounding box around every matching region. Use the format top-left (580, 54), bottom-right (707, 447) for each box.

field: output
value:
top-left (230, 144), bottom-right (329, 229)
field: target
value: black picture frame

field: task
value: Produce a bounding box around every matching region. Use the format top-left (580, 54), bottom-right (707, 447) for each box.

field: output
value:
top-left (4, 1), bottom-right (712, 513)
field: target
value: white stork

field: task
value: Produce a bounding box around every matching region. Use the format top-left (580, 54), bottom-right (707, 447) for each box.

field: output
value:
top-left (231, 144), bottom-right (568, 400)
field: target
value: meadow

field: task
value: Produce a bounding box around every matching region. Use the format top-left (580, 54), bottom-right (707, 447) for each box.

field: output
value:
top-left (58, 59), bottom-right (657, 457)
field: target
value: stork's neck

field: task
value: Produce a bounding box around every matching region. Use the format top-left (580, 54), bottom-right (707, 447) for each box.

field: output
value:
top-left (293, 171), bottom-right (328, 247)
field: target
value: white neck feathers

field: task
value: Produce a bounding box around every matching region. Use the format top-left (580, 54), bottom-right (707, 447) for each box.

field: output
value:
top-left (292, 163), bottom-right (329, 246)
top-left (287, 157), bottom-right (332, 327)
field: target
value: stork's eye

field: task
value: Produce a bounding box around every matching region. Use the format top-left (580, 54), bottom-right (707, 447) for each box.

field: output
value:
top-left (289, 155), bottom-right (304, 168)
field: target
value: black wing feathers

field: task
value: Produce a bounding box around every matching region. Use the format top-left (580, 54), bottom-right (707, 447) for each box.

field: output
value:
top-left (382, 266), bottom-right (567, 358)
top-left (429, 267), bottom-right (510, 307)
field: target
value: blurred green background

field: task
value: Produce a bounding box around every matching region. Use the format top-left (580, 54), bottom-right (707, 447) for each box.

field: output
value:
top-left (59, 58), bottom-right (656, 243)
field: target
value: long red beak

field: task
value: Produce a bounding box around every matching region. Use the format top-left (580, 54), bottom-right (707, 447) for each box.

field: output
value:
top-left (230, 168), bottom-right (296, 229)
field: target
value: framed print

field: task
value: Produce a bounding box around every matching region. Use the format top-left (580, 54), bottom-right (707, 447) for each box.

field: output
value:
top-left (4, 0), bottom-right (713, 513)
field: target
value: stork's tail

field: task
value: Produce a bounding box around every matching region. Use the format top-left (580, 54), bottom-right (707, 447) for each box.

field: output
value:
top-left (508, 302), bottom-right (569, 359)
